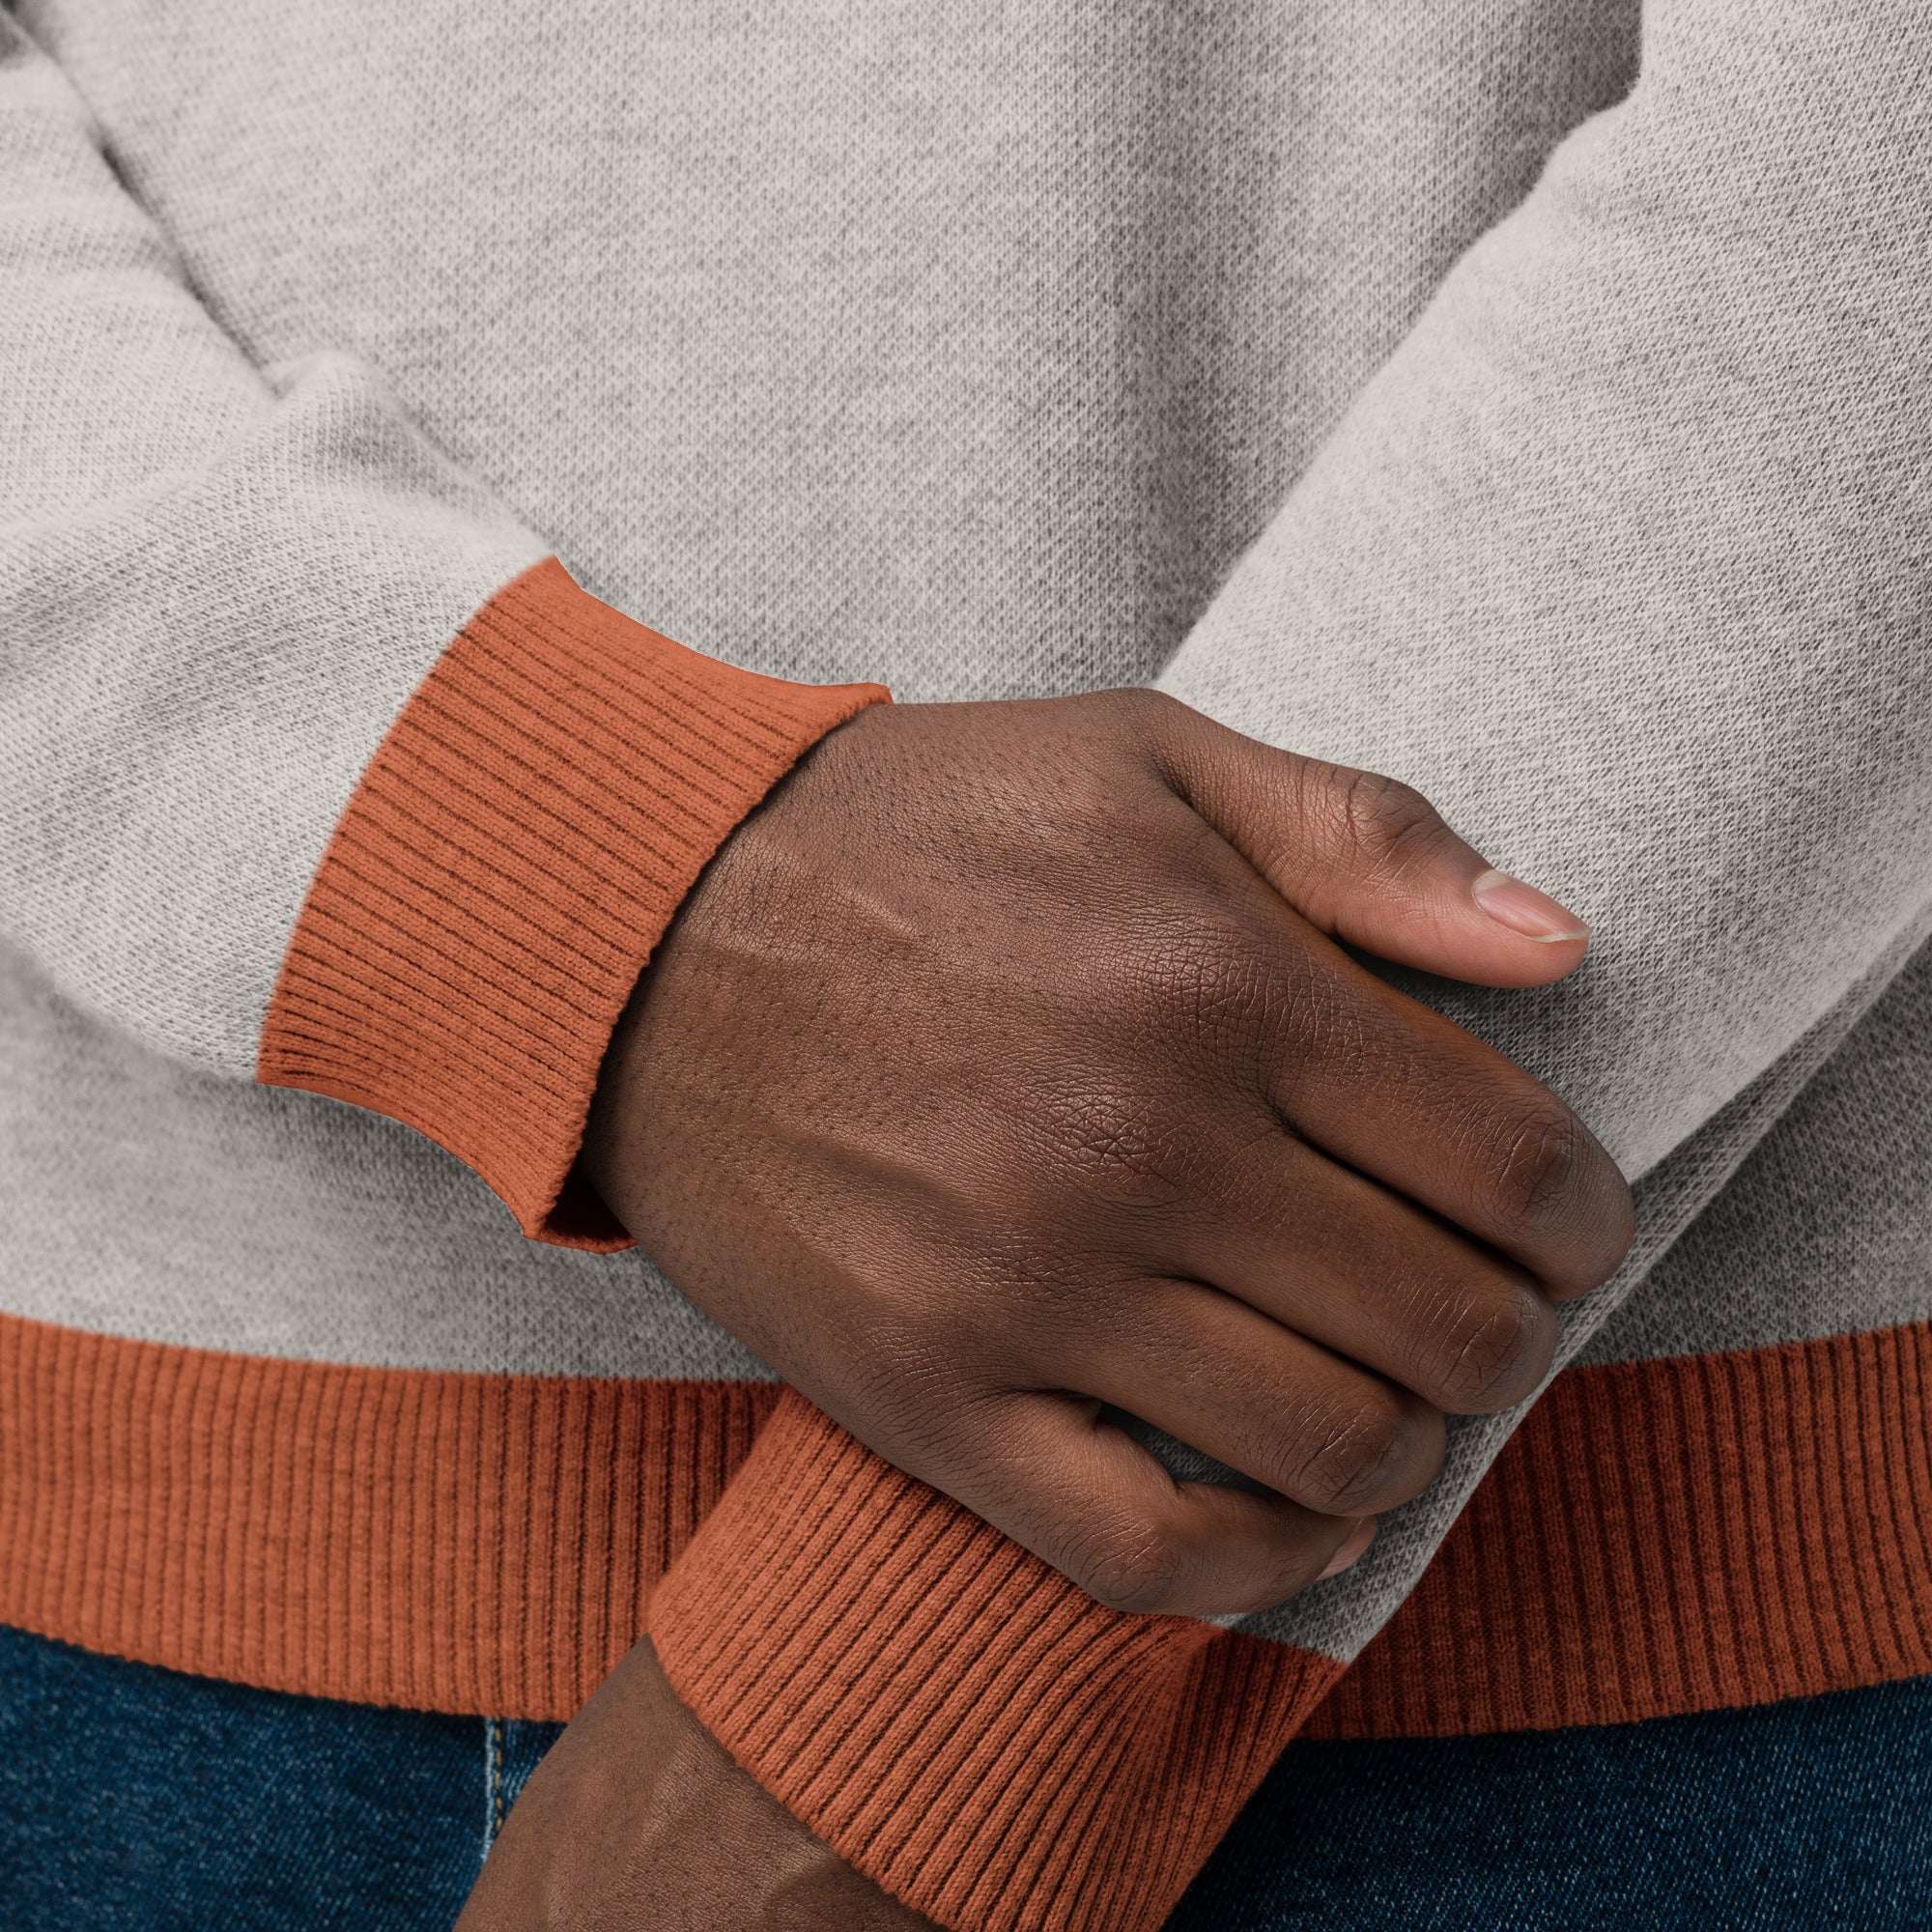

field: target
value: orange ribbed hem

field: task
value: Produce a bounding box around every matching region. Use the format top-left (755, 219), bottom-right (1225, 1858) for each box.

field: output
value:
top-left (0, 1309), bottom-right (779, 1720)
top-left (256, 556), bottom-right (889, 1249)
top-left (6, 1315), bottom-right (1929, 1929)
top-left (1306, 1319), bottom-right (1932, 1738)
top-left (649, 1389), bottom-right (1341, 1932)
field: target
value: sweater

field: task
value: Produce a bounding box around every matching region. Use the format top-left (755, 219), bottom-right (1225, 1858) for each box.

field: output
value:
top-left (2, 1), bottom-right (1929, 1927)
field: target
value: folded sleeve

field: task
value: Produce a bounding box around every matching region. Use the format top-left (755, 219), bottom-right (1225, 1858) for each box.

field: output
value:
top-left (647, 5), bottom-right (1932, 1926)
top-left (0, 15), bottom-right (885, 1246)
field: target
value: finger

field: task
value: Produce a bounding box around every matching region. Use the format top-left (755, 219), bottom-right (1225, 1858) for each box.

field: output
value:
top-left (1154, 1123), bottom-right (1560, 1410)
top-left (1146, 702), bottom-right (1592, 989)
top-left (1254, 929), bottom-right (1634, 1297)
top-left (1072, 1281), bottom-right (1448, 1516)
top-left (953, 1390), bottom-right (1375, 1619)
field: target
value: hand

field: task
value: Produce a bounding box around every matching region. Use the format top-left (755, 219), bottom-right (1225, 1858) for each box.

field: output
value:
top-left (454, 1638), bottom-right (933, 1932)
top-left (583, 691), bottom-right (1634, 1616)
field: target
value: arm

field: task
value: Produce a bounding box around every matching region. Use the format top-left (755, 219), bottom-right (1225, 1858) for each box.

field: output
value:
top-left (0, 12), bottom-right (880, 1245)
top-left (17, 21), bottom-right (1553, 1930)
top-left (1156, 0), bottom-right (1932, 1645)
top-left (8, 21), bottom-right (1516, 1930)
top-left (457, 1638), bottom-right (941, 1932)
top-left (621, 6), bottom-right (1932, 1929)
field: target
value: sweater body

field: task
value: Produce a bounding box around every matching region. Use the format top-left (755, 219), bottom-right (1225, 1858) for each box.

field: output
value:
top-left (4, 3), bottom-right (1930, 1927)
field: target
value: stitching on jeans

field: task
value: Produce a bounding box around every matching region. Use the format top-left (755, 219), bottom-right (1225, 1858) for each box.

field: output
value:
top-left (482, 1717), bottom-right (504, 1862)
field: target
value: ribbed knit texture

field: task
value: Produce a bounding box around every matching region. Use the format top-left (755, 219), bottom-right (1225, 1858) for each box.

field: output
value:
top-left (7, 5), bottom-right (1932, 1927)
top-left (4, 1313), bottom-right (1931, 1920)
top-left (0, 1309), bottom-right (780, 1719)
top-left (8, 1306), bottom-right (1926, 1757)
top-left (257, 557), bottom-right (888, 1248)
top-left (1306, 1321), bottom-right (1932, 1738)
top-left (648, 1389), bottom-right (1339, 1932)
top-left (648, 1325), bottom-right (1932, 1926)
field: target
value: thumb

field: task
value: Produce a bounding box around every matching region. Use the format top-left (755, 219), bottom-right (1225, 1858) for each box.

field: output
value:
top-left (1155, 715), bottom-right (1591, 990)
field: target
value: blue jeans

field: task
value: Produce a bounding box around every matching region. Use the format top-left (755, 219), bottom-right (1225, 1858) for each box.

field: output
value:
top-left (0, 1623), bottom-right (558, 1928)
top-left (2, 1622), bottom-right (1927, 1930)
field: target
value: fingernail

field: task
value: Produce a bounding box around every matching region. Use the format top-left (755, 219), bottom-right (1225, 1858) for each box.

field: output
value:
top-left (1471, 867), bottom-right (1590, 944)
top-left (1317, 1518), bottom-right (1376, 1580)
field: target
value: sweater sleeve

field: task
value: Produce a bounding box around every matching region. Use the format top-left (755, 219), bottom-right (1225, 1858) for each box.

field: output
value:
top-left (0, 15), bottom-right (883, 1246)
top-left (646, 5), bottom-right (1932, 1928)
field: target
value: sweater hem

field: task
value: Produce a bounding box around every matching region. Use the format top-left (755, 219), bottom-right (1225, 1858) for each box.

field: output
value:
top-left (2, 1310), bottom-right (1927, 1923)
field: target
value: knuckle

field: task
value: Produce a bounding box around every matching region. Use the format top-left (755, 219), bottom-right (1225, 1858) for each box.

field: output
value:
top-left (1126, 910), bottom-right (1278, 1053)
top-left (1072, 1519), bottom-right (1187, 1615)
top-left (834, 1328), bottom-right (1011, 1471)
top-left (1100, 684), bottom-right (1187, 743)
top-left (1328, 766), bottom-right (1446, 877)
top-left (1476, 1102), bottom-right (1636, 1297)
top-left (850, 1333), bottom-right (976, 1429)
top-left (1428, 1282), bottom-right (1554, 1411)
top-left (1488, 1105), bottom-right (1592, 1237)
top-left (1283, 1392), bottom-right (1421, 1515)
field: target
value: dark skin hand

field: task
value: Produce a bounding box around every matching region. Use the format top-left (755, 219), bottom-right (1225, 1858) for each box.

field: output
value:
top-left (583, 690), bottom-right (1634, 1616)
top-left (454, 1638), bottom-right (936, 1932)
top-left (474, 690), bottom-right (1636, 1930)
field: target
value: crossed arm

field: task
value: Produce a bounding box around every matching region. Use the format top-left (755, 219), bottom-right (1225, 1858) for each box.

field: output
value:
top-left (463, 4), bottom-right (1932, 1925)
top-left (5, 1), bottom-right (1930, 1928)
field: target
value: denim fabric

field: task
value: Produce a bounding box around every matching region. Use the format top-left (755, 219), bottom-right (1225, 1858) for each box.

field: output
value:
top-left (1169, 1678), bottom-right (1932, 1931)
top-left (0, 1624), bottom-right (560, 1929)
top-left (2, 1621), bottom-right (1927, 1930)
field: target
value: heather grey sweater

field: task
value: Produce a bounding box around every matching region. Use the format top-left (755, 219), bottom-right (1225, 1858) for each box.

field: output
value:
top-left (3, 2), bottom-right (1929, 1928)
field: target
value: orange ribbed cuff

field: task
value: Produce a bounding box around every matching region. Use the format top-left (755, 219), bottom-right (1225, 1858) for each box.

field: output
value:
top-left (648, 1390), bottom-right (1340, 1932)
top-left (257, 557), bottom-right (889, 1248)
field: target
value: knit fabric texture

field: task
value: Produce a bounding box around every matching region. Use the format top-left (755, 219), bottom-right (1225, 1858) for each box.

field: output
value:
top-left (2, 1), bottom-right (1929, 1927)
